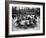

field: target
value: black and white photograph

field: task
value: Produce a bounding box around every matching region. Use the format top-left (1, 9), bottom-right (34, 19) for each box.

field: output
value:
top-left (5, 1), bottom-right (45, 37)
top-left (12, 7), bottom-right (40, 31)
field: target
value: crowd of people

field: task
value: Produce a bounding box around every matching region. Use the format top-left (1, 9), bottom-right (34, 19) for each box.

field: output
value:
top-left (12, 14), bottom-right (38, 29)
